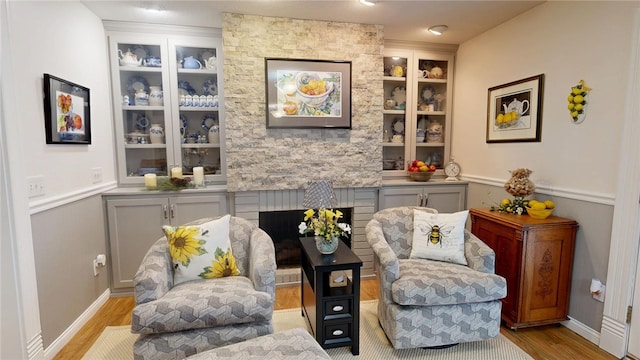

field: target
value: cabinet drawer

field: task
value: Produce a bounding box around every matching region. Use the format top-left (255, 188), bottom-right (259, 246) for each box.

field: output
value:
top-left (324, 299), bottom-right (352, 320)
top-left (323, 322), bottom-right (352, 345)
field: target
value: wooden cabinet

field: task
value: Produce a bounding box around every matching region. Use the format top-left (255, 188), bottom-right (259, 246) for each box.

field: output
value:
top-left (105, 191), bottom-right (227, 292)
top-left (379, 182), bottom-right (467, 213)
top-left (469, 208), bottom-right (578, 329)
top-left (105, 23), bottom-right (226, 186)
top-left (382, 47), bottom-right (454, 178)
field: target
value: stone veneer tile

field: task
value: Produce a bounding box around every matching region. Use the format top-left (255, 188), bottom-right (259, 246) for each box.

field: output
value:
top-left (223, 13), bottom-right (384, 192)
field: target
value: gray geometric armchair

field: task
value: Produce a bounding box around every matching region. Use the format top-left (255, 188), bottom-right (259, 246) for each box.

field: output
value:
top-left (130, 216), bottom-right (276, 360)
top-left (366, 206), bottom-right (507, 349)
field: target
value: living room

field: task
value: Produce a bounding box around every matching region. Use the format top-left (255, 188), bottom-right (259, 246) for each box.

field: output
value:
top-left (2, 1), bottom-right (639, 359)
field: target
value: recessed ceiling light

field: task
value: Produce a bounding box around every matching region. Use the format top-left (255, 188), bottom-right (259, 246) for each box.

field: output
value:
top-left (428, 25), bottom-right (449, 35)
top-left (359, 0), bottom-right (377, 6)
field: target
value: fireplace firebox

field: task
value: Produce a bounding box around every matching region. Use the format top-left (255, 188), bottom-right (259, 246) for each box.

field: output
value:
top-left (259, 208), bottom-right (352, 269)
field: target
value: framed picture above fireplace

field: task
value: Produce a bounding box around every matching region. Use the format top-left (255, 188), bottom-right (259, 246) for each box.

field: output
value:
top-left (265, 58), bottom-right (352, 129)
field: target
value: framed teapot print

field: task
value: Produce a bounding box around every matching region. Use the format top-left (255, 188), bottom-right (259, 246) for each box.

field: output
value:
top-left (43, 74), bottom-right (91, 144)
top-left (486, 74), bottom-right (544, 143)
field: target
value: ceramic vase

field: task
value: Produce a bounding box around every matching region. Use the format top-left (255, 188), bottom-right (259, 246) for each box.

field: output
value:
top-left (208, 125), bottom-right (220, 144)
top-left (314, 236), bottom-right (339, 254)
top-left (149, 124), bottom-right (164, 144)
top-left (148, 86), bottom-right (163, 106)
top-left (134, 90), bottom-right (149, 106)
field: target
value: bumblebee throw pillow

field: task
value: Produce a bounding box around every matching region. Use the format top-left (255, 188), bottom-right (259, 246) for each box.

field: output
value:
top-left (410, 209), bottom-right (469, 265)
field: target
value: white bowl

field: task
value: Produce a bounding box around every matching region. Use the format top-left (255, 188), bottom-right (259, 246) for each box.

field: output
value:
top-left (295, 72), bottom-right (334, 107)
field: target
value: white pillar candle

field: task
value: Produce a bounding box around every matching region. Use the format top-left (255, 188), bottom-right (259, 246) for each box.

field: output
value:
top-left (144, 173), bottom-right (157, 189)
top-left (193, 166), bottom-right (204, 186)
top-left (171, 167), bottom-right (183, 179)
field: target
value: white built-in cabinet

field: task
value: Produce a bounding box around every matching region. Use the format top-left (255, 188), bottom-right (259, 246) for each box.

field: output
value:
top-left (107, 27), bottom-right (226, 186)
top-left (379, 182), bottom-right (467, 213)
top-left (105, 191), bottom-right (228, 292)
top-left (382, 48), bottom-right (454, 177)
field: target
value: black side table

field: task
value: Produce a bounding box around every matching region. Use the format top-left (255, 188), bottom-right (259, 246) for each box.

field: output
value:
top-left (300, 237), bottom-right (362, 355)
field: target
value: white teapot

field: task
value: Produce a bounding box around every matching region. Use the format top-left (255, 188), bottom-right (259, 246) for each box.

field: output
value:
top-left (118, 49), bottom-right (142, 67)
top-left (503, 99), bottom-right (529, 116)
top-left (204, 56), bottom-right (217, 70)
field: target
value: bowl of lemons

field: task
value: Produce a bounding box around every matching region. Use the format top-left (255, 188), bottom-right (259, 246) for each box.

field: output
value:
top-left (526, 199), bottom-right (555, 219)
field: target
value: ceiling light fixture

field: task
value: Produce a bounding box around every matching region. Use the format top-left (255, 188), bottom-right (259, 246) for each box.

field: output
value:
top-left (428, 25), bottom-right (449, 35)
top-left (359, 0), bottom-right (377, 6)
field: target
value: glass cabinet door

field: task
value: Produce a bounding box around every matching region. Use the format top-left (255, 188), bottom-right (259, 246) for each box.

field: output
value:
top-left (168, 39), bottom-right (225, 182)
top-left (414, 55), bottom-right (449, 170)
top-left (110, 36), bottom-right (173, 184)
top-left (382, 54), bottom-right (411, 174)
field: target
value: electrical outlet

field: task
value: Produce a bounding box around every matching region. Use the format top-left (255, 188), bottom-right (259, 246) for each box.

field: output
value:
top-left (27, 175), bottom-right (45, 198)
top-left (91, 167), bottom-right (102, 184)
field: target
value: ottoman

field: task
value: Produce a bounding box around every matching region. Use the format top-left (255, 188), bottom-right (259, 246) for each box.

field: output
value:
top-left (185, 328), bottom-right (331, 359)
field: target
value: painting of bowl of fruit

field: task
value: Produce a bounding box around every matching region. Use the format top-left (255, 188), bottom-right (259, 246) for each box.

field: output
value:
top-left (295, 72), bottom-right (334, 107)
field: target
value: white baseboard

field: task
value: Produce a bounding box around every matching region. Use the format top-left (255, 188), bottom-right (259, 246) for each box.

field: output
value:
top-left (562, 316), bottom-right (601, 345)
top-left (599, 315), bottom-right (628, 358)
top-left (43, 289), bottom-right (111, 360)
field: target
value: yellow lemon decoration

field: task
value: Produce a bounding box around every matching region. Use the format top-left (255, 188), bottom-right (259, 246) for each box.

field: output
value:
top-left (543, 200), bottom-right (555, 209)
top-left (501, 198), bottom-right (511, 206)
top-left (531, 202), bottom-right (546, 210)
top-left (567, 80), bottom-right (591, 123)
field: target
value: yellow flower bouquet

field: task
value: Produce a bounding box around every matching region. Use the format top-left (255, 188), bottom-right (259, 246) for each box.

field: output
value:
top-left (298, 208), bottom-right (352, 242)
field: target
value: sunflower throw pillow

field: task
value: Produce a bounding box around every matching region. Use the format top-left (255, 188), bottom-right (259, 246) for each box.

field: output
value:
top-left (410, 209), bottom-right (469, 265)
top-left (163, 215), bottom-right (240, 285)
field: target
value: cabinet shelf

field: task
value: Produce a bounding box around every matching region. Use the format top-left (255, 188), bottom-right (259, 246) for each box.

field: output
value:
top-left (418, 78), bottom-right (447, 84)
top-left (125, 144), bottom-right (166, 149)
top-left (382, 75), bottom-right (406, 82)
top-left (123, 105), bottom-right (164, 111)
top-left (178, 68), bottom-right (218, 75)
top-left (181, 143), bottom-right (221, 149)
top-left (119, 66), bottom-right (162, 73)
top-left (382, 109), bottom-right (405, 115)
top-left (382, 143), bottom-right (404, 147)
top-left (416, 142), bottom-right (444, 147)
top-left (416, 110), bottom-right (445, 116)
top-left (179, 106), bottom-right (219, 112)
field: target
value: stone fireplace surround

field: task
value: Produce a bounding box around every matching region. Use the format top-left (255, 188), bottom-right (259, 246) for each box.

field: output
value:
top-left (233, 188), bottom-right (376, 285)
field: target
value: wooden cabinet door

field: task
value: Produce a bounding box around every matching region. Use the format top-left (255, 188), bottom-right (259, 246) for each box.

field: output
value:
top-left (106, 197), bottom-right (168, 290)
top-left (379, 184), bottom-right (466, 213)
top-left (170, 194), bottom-right (228, 225)
top-left (471, 217), bottom-right (522, 324)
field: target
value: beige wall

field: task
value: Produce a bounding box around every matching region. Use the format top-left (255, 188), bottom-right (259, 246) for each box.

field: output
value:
top-left (222, 13), bottom-right (384, 192)
top-left (454, 2), bottom-right (638, 331)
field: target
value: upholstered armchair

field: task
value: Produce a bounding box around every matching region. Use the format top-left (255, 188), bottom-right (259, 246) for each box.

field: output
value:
top-left (366, 206), bottom-right (507, 349)
top-left (131, 216), bottom-right (276, 360)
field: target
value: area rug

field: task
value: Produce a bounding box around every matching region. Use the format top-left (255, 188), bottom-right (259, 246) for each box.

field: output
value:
top-left (83, 300), bottom-right (532, 359)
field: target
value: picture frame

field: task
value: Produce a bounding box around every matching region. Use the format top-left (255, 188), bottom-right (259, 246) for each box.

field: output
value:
top-left (486, 74), bottom-right (544, 143)
top-left (265, 58), bottom-right (351, 129)
top-left (43, 74), bottom-right (91, 144)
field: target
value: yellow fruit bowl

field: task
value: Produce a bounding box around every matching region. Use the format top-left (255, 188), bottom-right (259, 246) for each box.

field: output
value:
top-left (527, 208), bottom-right (553, 219)
top-left (409, 171), bottom-right (434, 182)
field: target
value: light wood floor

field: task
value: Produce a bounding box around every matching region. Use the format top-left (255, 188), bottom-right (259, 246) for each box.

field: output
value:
top-left (54, 278), bottom-right (616, 360)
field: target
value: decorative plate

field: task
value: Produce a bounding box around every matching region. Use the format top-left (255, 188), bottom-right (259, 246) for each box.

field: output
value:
top-left (201, 114), bottom-right (218, 131)
top-left (132, 45), bottom-right (150, 60)
top-left (135, 114), bottom-right (150, 131)
top-left (391, 117), bottom-right (405, 135)
top-left (202, 79), bottom-right (218, 96)
top-left (180, 114), bottom-right (187, 136)
top-left (391, 86), bottom-right (406, 105)
top-left (421, 85), bottom-right (436, 104)
top-left (126, 75), bottom-right (149, 96)
top-left (178, 80), bottom-right (197, 96)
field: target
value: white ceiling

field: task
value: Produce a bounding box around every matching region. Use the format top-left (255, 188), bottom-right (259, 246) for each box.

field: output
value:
top-left (81, 0), bottom-right (544, 44)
